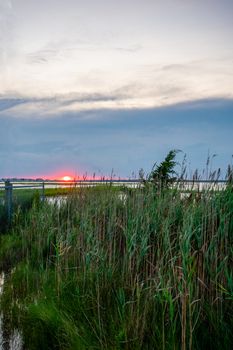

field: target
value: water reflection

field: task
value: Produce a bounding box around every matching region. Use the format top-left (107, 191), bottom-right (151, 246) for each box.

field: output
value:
top-left (0, 272), bottom-right (23, 350)
top-left (46, 195), bottom-right (67, 207)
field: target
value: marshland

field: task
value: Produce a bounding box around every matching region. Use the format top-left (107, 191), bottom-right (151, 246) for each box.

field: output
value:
top-left (0, 153), bottom-right (233, 349)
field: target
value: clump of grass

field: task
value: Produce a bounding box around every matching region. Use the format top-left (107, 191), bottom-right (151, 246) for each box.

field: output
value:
top-left (0, 183), bottom-right (233, 349)
top-left (0, 190), bottom-right (39, 234)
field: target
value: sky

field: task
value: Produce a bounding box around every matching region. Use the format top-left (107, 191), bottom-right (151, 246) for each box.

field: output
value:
top-left (0, 0), bottom-right (233, 178)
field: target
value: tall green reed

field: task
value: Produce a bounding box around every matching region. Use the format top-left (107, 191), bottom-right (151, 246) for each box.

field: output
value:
top-left (0, 184), bottom-right (232, 349)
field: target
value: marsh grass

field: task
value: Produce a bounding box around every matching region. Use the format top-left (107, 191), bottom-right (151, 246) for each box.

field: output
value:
top-left (0, 183), bottom-right (232, 349)
top-left (0, 190), bottom-right (38, 234)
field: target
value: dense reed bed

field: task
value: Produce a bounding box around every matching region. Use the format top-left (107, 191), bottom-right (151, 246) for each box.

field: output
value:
top-left (0, 184), bottom-right (232, 349)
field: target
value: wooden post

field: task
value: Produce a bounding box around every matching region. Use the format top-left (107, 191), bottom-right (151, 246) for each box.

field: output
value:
top-left (42, 181), bottom-right (45, 203)
top-left (5, 180), bottom-right (13, 224)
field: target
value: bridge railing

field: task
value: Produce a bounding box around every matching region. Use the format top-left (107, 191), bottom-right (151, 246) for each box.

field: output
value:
top-left (0, 179), bottom-right (230, 224)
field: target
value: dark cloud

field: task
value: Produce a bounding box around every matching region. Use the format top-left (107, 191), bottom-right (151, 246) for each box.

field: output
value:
top-left (0, 91), bottom-right (127, 114)
top-left (1, 98), bottom-right (233, 177)
top-left (0, 98), bottom-right (29, 112)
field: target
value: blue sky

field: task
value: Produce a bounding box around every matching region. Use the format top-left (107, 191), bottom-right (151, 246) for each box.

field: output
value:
top-left (0, 0), bottom-right (233, 178)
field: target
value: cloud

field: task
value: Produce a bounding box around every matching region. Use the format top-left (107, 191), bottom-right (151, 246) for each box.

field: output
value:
top-left (26, 39), bottom-right (142, 67)
top-left (0, 97), bottom-right (29, 112)
top-left (1, 54), bottom-right (233, 117)
top-left (0, 90), bottom-right (129, 115)
top-left (1, 85), bottom-right (233, 123)
top-left (1, 98), bottom-right (233, 177)
top-left (1, 0), bottom-right (233, 102)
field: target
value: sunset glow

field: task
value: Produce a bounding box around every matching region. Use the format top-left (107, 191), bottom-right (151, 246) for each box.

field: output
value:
top-left (62, 176), bottom-right (73, 181)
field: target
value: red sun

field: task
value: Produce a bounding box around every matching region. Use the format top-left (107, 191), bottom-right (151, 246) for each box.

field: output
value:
top-left (62, 176), bottom-right (73, 181)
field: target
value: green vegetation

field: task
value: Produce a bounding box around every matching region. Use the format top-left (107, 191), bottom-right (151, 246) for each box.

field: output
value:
top-left (0, 182), bottom-right (232, 349)
top-left (148, 149), bottom-right (180, 189)
top-left (0, 184), bottom-right (125, 199)
top-left (0, 189), bottom-right (38, 233)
